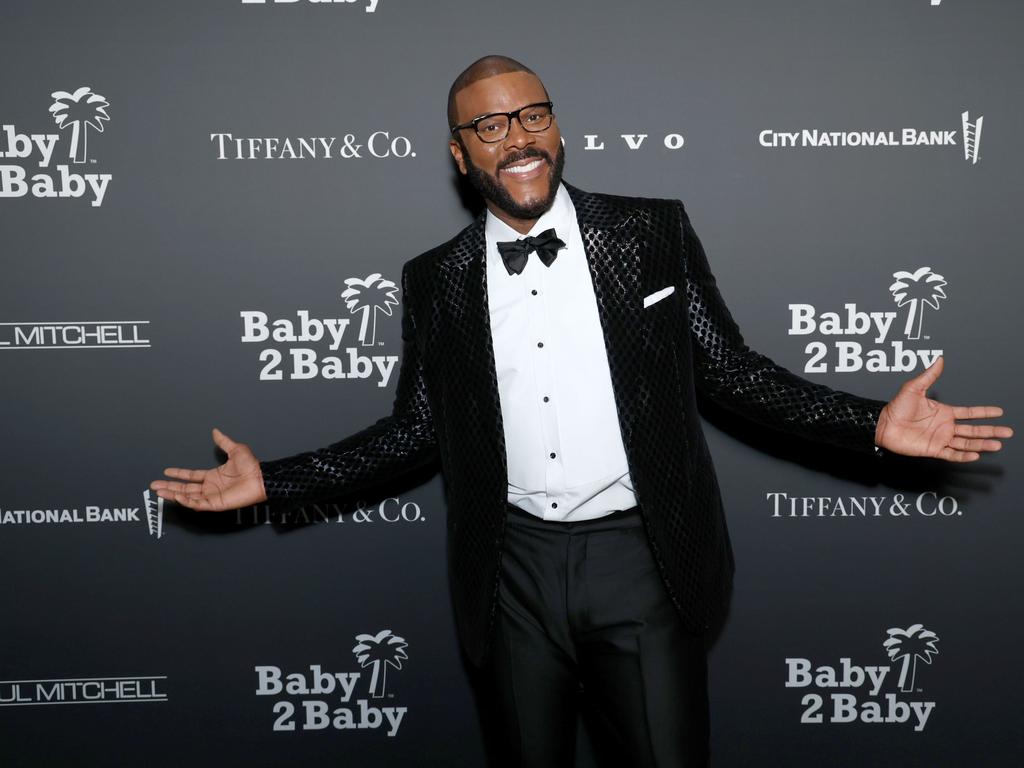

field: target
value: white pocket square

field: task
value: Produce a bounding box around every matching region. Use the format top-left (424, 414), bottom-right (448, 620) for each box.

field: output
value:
top-left (642, 285), bottom-right (675, 308)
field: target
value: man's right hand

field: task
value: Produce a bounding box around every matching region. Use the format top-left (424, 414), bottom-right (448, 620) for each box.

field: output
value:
top-left (149, 427), bottom-right (267, 511)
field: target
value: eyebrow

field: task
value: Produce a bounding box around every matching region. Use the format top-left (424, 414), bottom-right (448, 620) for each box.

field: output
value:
top-left (468, 101), bottom-right (547, 122)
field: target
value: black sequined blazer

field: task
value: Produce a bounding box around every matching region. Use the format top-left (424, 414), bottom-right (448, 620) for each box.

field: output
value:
top-left (259, 181), bottom-right (887, 667)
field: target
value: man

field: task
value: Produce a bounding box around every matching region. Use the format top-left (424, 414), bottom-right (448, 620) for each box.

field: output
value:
top-left (151, 56), bottom-right (1012, 767)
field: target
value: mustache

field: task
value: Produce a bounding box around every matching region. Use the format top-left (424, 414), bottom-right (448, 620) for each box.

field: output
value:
top-left (498, 147), bottom-right (551, 170)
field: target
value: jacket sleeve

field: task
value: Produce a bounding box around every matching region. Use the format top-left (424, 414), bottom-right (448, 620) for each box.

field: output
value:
top-left (677, 200), bottom-right (886, 455)
top-left (258, 261), bottom-right (440, 505)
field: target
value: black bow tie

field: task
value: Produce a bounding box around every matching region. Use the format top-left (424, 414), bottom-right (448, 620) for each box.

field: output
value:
top-left (496, 228), bottom-right (566, 276)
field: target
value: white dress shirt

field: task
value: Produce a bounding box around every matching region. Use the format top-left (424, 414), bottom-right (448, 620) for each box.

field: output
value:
top-left (485, 182), bottom-right (638, 521)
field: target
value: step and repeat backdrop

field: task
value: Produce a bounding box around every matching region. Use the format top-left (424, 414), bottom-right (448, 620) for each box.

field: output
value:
top-left (1, 1), bottom-right (1021, 766)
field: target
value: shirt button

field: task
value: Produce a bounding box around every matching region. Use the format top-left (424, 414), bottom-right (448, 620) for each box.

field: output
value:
top-left (551, 502), bottom-right (558, 509)
top-left (543, 396), bottom-right (549, 402)
top-left (549, 452), bottom-right (556, 459)
top-left (537, 341), bottom-right (544, 348)
top-left (531, 289), bottom-right (538, 295)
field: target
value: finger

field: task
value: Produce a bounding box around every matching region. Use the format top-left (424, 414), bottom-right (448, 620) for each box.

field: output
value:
top-left (154, 481), bottom-right (204, 496)
top-left (936, 446), bottom-right (980, 462)
top-left (949, 436), bottom-right (1003, 452)
top-left (954, 424), bottom-right (1014, 439)
top-left (162, 467), bottom-right (208, 482)
top-left (212, 427), bottom-right (239, 454)
top-left (951, 405), bottom-right (1005, 420)
top-left (905, 355), bottom-right (943, 394)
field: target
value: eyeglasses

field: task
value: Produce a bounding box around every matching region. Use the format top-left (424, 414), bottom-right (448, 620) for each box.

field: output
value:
top-left (450, 101), bottom-right (555, 144)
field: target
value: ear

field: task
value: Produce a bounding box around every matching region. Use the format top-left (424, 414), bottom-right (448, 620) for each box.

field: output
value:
top-left (448, 137), bottom-right (467, 175)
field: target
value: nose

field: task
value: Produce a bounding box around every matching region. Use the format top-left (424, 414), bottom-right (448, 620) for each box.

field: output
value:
top-left (502, 115), bottom-right (535, 150)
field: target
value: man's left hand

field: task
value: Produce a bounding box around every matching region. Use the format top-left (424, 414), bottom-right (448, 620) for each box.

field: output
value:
top-left (875, 356), bottom-right (1013, 462)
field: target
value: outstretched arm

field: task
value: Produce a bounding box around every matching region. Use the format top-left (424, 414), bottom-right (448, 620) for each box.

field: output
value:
top-left (678, 201), bottom-right (887, 455)
top-left (678, 203), bottom-right (1013, 462)
top-left (257, 261), bottom-right (440, 504)
top-left (150, 262), bottom-right (440, 511)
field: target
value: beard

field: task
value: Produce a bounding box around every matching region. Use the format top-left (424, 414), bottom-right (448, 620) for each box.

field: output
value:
top-left (463, 140), bottom-right (566, 220)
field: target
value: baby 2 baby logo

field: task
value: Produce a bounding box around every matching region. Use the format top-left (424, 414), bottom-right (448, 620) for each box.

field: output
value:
top-left (255, 629), bottom-right (408, 736)
top-left (1, 87), bottom-right (112, 207)
top-left (786, 624), bottom-right (940, 732)
top-left (788, 267), bottom-right (947, 373)
top-left (240, 273), bottom-right (400, 385)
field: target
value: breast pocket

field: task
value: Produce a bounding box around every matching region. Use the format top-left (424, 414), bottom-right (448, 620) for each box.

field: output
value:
top-left (643, 284), bottom-right (676, 309)
top-left (641, 286), bottom-right (689, 421)
top-left (643, 286), bottom-right (681, 329)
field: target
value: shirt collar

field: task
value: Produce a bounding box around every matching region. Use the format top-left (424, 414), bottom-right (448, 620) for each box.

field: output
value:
top-left (484, 181), bottom-right (573, 244)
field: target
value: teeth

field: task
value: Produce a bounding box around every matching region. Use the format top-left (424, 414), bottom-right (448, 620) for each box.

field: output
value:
top-left (504, 159), bottom-right (543, 174)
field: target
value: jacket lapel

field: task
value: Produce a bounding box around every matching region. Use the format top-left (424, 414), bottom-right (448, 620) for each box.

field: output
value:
top-left (437, 210), bottom-right (510, 481)
top-left (564, 181), bottom-right (645, 454)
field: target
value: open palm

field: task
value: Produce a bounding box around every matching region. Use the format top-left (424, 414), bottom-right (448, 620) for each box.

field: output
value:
top-left (149, 428), bottom-right (267, 511)
top-left (875, 356), bottom-right (1013, 462)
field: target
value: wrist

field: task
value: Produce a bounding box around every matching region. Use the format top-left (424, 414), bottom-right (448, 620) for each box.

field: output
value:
top-left (256, 466), bottom-right (268, 503)
top-left (874, 405), bottom-right (888, 449)
top-left (873, 405), bottom-right (888, 457)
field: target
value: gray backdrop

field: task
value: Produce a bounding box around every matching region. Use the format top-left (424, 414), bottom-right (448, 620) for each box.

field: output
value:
top-left (1, 1), bottom-right (1021, 765)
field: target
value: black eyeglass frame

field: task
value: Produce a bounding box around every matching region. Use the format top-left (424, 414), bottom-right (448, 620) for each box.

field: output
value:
top-left (450, 101), bottom-right (556, 143)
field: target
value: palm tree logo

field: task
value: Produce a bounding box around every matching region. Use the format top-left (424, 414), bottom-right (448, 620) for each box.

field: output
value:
top-left (889, 267), bottom-right (947, 340)
top-left (340, 274), bottom-right (400, 347)
top-left (352, 629), bottom-right (408, 699)
top-left (883, 624), bottom-right (940, 692)
top-left (48, 87), bottom-right (111, 164)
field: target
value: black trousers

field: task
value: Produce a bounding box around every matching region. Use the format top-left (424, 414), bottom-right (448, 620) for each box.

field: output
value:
top-left (475, 502), bottom-right (710, 768)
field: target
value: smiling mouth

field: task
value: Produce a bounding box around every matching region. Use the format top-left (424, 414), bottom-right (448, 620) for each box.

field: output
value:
top-left (500, 157), bottom-right (547, 178)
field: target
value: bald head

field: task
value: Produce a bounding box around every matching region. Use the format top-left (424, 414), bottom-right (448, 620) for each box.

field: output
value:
top-left (447, 55), bottom-right (548, 131)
